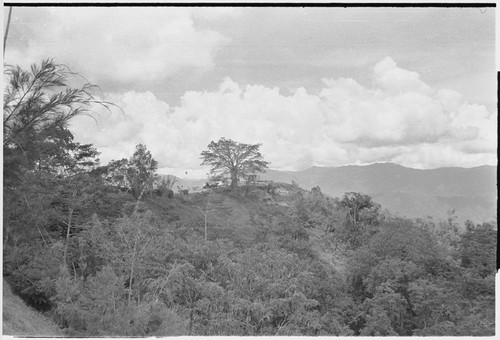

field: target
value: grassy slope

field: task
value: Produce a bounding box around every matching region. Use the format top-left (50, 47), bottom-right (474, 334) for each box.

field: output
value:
top-left (2, 279), bottom-right (63, 337)
top-left (145, 183), bottom-right (348, 273)
top-left (145, 184), bottom-right (299, 245)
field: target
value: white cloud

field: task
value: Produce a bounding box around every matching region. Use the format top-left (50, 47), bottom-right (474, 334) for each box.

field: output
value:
top-left (6, 7), bottom-right (232, 84)
top-left (373, 57), bottom-right (434, 95)
top-left (70, 57), bottom-right (497, 177)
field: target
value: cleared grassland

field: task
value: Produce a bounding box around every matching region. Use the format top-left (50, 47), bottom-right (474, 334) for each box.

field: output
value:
top-left (2, 279), bottom-right (63, 337)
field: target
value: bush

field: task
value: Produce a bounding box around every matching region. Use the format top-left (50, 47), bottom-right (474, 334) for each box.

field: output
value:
top-left (4, 242), bottom-right (65, 311)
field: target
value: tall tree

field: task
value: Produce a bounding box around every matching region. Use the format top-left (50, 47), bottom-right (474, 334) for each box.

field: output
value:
top-left (126, 144), bottom-right (158, 202)
top-left (94, 158), bottom-right (129, 189)
top-left (200, 138), bottom-right (269, 190)
top-left (3, 59), bottom-right (112, 184)
top-left (339, 192), bottom-right (374, 225)
top-left (459, 222), bottom-right (496, 278)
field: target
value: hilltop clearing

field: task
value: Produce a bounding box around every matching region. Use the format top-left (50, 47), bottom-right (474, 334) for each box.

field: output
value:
top-left (144, 182), bottom-right (309, 246)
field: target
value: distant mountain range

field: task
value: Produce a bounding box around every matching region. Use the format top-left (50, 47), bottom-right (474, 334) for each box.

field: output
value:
top-left (260, 163), bottom-right (497, 224)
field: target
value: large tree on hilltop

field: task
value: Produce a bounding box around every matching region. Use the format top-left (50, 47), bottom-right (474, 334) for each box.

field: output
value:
top-left (200, 137), bottom-right (269, 190)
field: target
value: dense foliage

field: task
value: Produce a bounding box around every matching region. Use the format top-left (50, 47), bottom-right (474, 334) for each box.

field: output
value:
top-left (3, 60), bottom-right (496, 336)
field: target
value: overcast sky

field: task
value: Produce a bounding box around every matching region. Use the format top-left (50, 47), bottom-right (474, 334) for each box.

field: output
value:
top-left (4, 6), bottom-right (497, 178)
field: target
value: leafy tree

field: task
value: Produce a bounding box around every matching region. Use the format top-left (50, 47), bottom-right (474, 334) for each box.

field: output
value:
top-left (54, 174), bottom-right (99, 266)
top-left (459, 222), bottom-right (496, 278)
top-left (415, 216), bottom-right (461, 257)
top-left (3, 241), bottom-right (65, 311)
top-left (93, 150), bottom-right (159, 200)
top-left (3, 171), bottom-right (58, 246)
top-left (256, 207), bottom-right (312, 258)
top-left (165, 262), bottom-right (208, 335)
top-left (339, 192), bottom-right (374, 224)
top-left (2, 171), bottom-right (134, 312)
top-left (93, 158), bottom-right (129, 189)
top-left (51, 172), bottom-right (134, 267)
top-left (3, 59), bottom-right (112, 184)
top-left (408, 277), bottom-right (467, 333)
top-left (294, 186), bottom-right (340, 232)
top-left (347, 218), bottom-right (452, 335)
top-left (200, 138), bottom-right (269, 190)
top-left (344, 216), bottom-right (495, 336)
top-left (88, 212), bottom-right (159, 305)
top-left (154, 175), bottom-right (177, 197)
top-left (2, 58), bottom-right (114, 266)
top-left (51, 211), bottom-right (190, 335)
top-left (221, 245), bottom-right (320, 335)
top-left (53, 264), bottom-right (187, 336)
top-left (336, 192), bottom-right (382, 249)
top-left (142, 236), bottom-right (235, 336)
top-left (126, 144), bottom-right (158, 201)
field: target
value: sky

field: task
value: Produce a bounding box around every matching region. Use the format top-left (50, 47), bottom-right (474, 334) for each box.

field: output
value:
top-left (3, 5), bottom-right (497, 178)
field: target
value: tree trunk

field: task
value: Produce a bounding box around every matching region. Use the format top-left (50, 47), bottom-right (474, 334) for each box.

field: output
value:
top-left (205, 195), bottom-right (212, 241)
top-left (230, 169), bottom-right (238, 190)
top-left (204, 212), bottom-right (208, 241)
top-left (133, 186), bottom-right (147, 214)
top-left (128, 232), bottom-right (138, 306)
top-left (63, 207), bottom-right (74, 266)
top-left (63, 189), bottom-right (78, 267)
top-left (189, 309), bottom-right (194, 335)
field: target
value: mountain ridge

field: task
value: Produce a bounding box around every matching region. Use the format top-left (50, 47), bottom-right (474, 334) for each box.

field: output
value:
top-left (261, 162), bottom-right (497, 224)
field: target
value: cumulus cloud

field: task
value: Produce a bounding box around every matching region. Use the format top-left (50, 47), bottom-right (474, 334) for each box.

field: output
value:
top-left (70, 57), bottom-right (497, 177)
top-left (6, 7), bottom-right (232, 84)
top-left (373, 57), bottom-right (434, 95)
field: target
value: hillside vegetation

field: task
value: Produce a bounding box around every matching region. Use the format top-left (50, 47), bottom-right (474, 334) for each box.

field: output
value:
top-left (3, 279), bottom-right (63, 337)
top-left (4, 182), bottom-right (496, 336)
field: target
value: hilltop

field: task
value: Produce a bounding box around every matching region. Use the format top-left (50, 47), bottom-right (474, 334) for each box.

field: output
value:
top-left (143, 182), bottom-right (308, 246)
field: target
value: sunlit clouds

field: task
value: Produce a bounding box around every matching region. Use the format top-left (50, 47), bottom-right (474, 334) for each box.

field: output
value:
top-left (69, 57), bottom-right (497, 176)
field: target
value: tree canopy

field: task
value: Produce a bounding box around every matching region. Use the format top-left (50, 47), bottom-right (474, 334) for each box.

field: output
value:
top-left (3, 59), bottom-right (112, 184)
top-left (200, 138), bottom-right (269, 190)
top-left (126, 143), bottom-right (158, 200)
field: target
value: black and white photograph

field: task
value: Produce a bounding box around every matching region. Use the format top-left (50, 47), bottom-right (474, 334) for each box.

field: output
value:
top-left (2, 1), bottom-right (497, 337)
